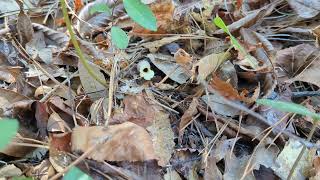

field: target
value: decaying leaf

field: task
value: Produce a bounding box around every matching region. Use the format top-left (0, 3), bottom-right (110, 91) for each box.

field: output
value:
top-left (174, 48), bottom-right (192, 65)
top-left (71, 122), bottom-right (157, 162)
top-left (202, 94), bottom-right (241, 117)
top-left (287, 57), bottom-right (320, 88)
top-left (288, 0), bottom-right (320, 18)
top-left (271, 138), bottom-right (313, 179)
top-left (0, 88), bottom-right (30, 116)
top-left (146, 109), bottom-right (175, 166)
top-left (210, 75), bottom-right (245, 101)
top-left (275, 44), bottom-right (319, 81)
top-left (16, 2), bottom-right (34, 46)
top-left (179, 98), bottom-right (198, 140)
top-left (204, 156), bottom-right (222, 180)
top-left (148, 54), bottom-right (190, 84)
top-left (194, 51), bottom-right (231, 82)
top-left (49, 149), bottom-right (72, 173)
top-left (32, 23), bottom-right (70, 51)
top-left (26, 32), bottom-right (52, 64)
top-left (0, 164), bottom-right (22, 177)
top-left (47, 111), bottom-right (70, 133)
top-left (78, 58), bottom-right (106, 100)
top-left (76, 0), bottom-right (125, 38)
top-left (111, 94), bottom-right (175, 166)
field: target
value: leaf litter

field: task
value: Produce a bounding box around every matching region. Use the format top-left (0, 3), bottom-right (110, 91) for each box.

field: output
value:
top-left (1, 0), bottom-right (320, 179)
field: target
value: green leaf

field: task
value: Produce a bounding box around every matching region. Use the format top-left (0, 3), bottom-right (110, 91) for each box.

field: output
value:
top-left (256, 99), bottom-right (320, 120)
top-left (123, 0), bottom-right (157, 31)
top-left (213, 16), bottom-right (230, 34)
top-left (0, 119), bottom-right (18, 150)
top-left (213, 16), bottom-right (259, 70)
top-left (63, 167), bottom-right (92, 180)
top-left (111, 26), bottom-right (129, 49)
top-left (90, 3), bottom-right (111, 15)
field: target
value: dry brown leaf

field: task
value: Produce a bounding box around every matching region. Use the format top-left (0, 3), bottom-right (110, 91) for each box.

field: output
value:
top-left (47, 111), bottom-right (70, 133)
top-left (26, 160), bottom-right (55, 180)
top-left (288, 0), bottom-right (320, 18)
top-left (76, 0), bottom-right (124, 38)
top-left (49, 132), bottom-right (71, 152)
top-left (49, 149), bottom-right (72, 173)
top-left (179, 98), bottom-right (198, 141)
top-left (111, 94), bottom-right (155, 127)
top-left (16, 3), bottom-right (34, 46)
top-left (34, 86), bottom-right (52, 98)
top-left (204, 156), bottom-right (222, 180)
top-left (142, 36), bottom-right (181, 52)
top-left (32, 23), bottom-right (70, 51)
top-left (111, 94), bottom-right (175, 166)
top-left (310, 157), bottom-right (320, 180)
top-left (74, 0), bottom-right (84, 12)
top-left (287, 59), bottom-right (320, 88)
top-left (194, 51), bottom-right (230, 82)
top-left (146, 109), bottom-right (175, 166)
top-left (71, 122), bottom-right (157, 162)
top-left (0, 66), bottom-right (16, 83)
top-left (174, 48), bottom-right (192, 65)
top-left (276, 44), bottom-right (318, 78)
top-left (210, 75), bottom-right (245, 101)
top-left (78, 58), bottom-right (106, 100)
top-left (133, 0), bottom-right (174, 35)
top-left (148, 53), bottom-right (190, 84)
top-left (0, 88), bottom-right (30, 116)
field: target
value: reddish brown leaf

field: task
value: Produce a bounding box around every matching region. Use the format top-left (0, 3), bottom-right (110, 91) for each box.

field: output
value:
top-left (210, 75), bottom-right (245, 101)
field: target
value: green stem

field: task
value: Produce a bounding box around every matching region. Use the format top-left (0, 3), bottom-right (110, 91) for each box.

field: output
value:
top-left (60, 0), bottom-right (107, 87)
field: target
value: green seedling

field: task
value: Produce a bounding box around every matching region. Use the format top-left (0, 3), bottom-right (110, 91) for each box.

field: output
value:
top-left (213, 16), bottom-right (259, 69)
top-left (256, 99), bottom-right (320, 179)
top-left (90, 0), bottom-right (157, 49)
top-left (90, 3), bottom-right (112, 15)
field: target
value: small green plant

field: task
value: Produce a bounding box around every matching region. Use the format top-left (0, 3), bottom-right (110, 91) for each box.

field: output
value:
top-left (256, 99), bottom-right (319, 180)
top-left (90, 0), bottom-right (157, 49)
top-left (90, 3), bottom-right (112, 15)
top-left (63, 167), bottom-right (92, 180)
top-left (0, 118), bottom-right (18, 150)
top-left (111, 26), bottom-right (129, 50)
top-left (213, 16), bottom-right (259, 69)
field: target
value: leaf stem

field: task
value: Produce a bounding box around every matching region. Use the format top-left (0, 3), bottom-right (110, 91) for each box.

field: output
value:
top-left (60, 0), bottom-right (107, 87)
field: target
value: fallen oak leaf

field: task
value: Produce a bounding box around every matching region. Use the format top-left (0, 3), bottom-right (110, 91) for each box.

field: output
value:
top-left (71, 122), bottom-right (157, 162)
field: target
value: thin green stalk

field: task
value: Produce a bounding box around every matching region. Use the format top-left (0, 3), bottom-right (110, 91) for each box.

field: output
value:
top-left (60, 0), bottom-right (107, 87)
